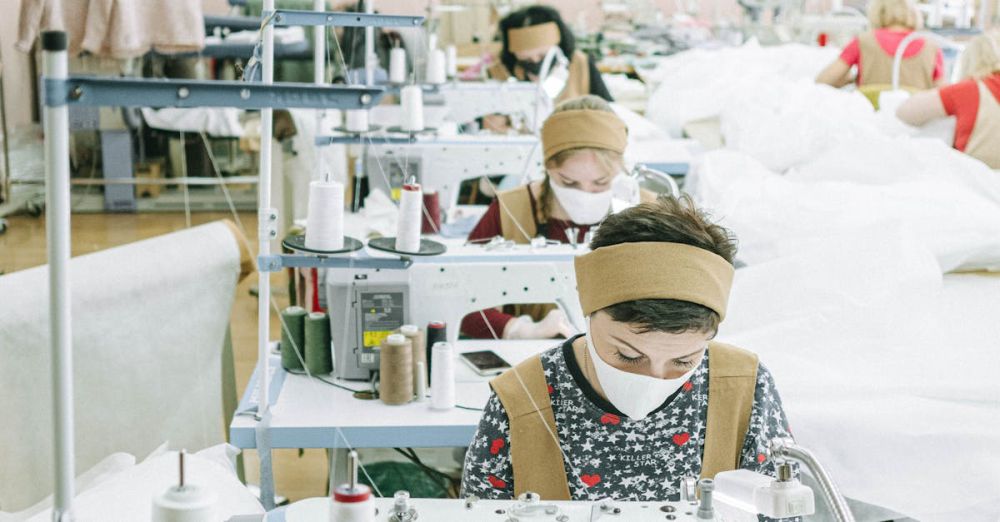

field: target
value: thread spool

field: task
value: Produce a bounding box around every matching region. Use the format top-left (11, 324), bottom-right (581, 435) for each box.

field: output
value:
top-left (399, 325), bottom-right (426, 395)
top-left (395, 183), bottom-right (423, 253)
top-left (304, 181), bottom-right (345, 251)
top-left (426, 48), bottom-right (447, 84)
top-left (400, 85), bottom-right (424, 131)
top-left (425, 322), bottom-right (446, 385)
top-left (430, 342), bottom-right (456, 410)
top-left (280, 306), bottom-right (307, 371)
top-left (379, 334), bottom-right (414, 405)
top-left (421, 191), bottom-right (441, 235)
top-left (330, 451), bottom-right (375, 522)
top-left (445, 45), bottom-right (458, 78)
top-left (414, 361), bottom-right (427, 402)
top-left (389, 47), bottom-right (407, 84)
top-left (345, 109), bottom-right (369, 133)
top-left (152, 453), bottom-right (217, 522)
top-left (305, 312), bottom-right (333, 375)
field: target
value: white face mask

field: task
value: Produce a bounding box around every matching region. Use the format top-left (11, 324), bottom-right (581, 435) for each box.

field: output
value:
top-left (584, 318), bottom-right (699, 421)
top-left (549, 182), bottom-right (613, 225)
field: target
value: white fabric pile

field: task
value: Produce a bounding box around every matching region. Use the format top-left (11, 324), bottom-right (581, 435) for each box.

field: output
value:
top-left (0, 444), bottom-right (264, 521)
top-left (645, 41), bottom-right (840, 137)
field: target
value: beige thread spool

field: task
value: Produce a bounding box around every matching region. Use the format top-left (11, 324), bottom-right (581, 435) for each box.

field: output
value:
top-left (379, 334), bottom-right (414, 405)
top-left (399, 324), bottom-right (426, 397)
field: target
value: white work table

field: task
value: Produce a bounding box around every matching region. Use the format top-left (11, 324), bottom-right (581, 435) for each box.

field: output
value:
top-left (230, 340), bottom-right (553, 450)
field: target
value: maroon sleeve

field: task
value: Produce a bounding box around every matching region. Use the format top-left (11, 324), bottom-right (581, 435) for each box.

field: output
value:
top-left (461, 309), bottom-right (516, 339)
top-left (468, 200), bottom-right (503, 242)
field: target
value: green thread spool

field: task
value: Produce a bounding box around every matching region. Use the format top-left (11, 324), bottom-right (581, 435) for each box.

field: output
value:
top-left (305, 312), bottom-right (333, 375)
top-left (280, 306), bottom-right (308, 371)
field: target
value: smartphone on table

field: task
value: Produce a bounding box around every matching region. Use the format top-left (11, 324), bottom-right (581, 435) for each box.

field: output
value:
top-left (459, 350), bottom-right (512, 377)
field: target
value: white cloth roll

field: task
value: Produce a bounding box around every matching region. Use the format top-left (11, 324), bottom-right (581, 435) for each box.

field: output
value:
top-left (394, 183), bottom-right (423, 253)
top-left (344, 109), bottom-right (369, 132)
top-left (445, 45), bottom-right (457, 78)
top-left (305, 180), bottom-right (345, 251)
top-left (426, 49), bottom-right (447, 85)
top-left (389, 47), bottom-right (407, 84)
top-left (430, 342), bottom-right (456, 410)
top-left (400, 84), bottom-right (424, 131)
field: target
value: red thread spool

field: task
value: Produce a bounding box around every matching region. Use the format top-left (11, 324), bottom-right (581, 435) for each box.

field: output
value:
top-left (422, 190), bottom-right (441, 235)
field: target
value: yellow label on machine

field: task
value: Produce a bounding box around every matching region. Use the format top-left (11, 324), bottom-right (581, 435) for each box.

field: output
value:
top-left (364, 330), bottom-right (392, 348)
top-left (391, 188), bottom-right (402, 201)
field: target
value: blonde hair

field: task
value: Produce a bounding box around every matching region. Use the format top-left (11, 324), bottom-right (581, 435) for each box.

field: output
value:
top-left (960, 30), bottom-right (1000, 79)
top-left (539, 95), bottom-right (626, 220)
top-left (867, 0), bottom-right (921, 29)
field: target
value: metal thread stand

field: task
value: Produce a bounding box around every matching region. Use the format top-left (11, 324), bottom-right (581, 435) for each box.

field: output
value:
top-left (38, 6), bottom-right (423, 516)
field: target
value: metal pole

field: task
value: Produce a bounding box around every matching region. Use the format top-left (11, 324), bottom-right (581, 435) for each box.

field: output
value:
top-left (42, 30), bottom-right (75, 522)
top-left (314, 0), bottom-right (327, 179)
top-left (365, 0), bottom-right (375, 86)
top-left (258, 0), bottom-right (275, 418)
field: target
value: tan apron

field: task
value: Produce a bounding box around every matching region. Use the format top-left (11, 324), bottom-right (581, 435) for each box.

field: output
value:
top-left (490, 342), bottom-right (759, 499)
top-left (858, 31), bottom-right (937, 90)
top-left (964, 81), bottom-right (1000, 169)
top-left (487, 50), bottom-right (591, 103)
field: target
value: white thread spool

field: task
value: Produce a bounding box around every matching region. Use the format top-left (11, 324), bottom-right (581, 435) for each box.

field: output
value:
top-left (426, 48), bottom-right (447, 85)
top-left (400, 85), bottom-right (424, 131)
top-left (430, 342), bottom-right (456, 410)
top-left (414, 361), bottom-right (427, 401)
top-left (344, 109), bottom-right (369, 132)
top-left (330, 451), bottom-right (374, 522)
top-left (389, 47), bottom-right (407, 84)
top-left (395, 183), bottom-right (423, 253)
top-left (305, 180), bottom-right (345, 251)
top-left (445, 45), bottom-right (458, 78)
top-left (152, 453), bottom-right (216, 522)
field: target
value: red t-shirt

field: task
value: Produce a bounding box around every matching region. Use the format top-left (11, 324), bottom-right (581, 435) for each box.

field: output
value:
top-left (839, 29), bottom-right (944, 84)
top-left (938, 74), bottom-right (1000, 152)
top-left (460, 190), bottom-right (589, 339)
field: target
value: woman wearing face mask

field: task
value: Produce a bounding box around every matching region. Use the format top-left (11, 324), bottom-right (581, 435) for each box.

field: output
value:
top-left (896, 30), bottom-right (1000, 169)
top-left (461, 196), bottom-right (793, 503)
top-left (480, 5), bottom-right (612, 133)
top-left (461, 96), bottom-right (655, 340)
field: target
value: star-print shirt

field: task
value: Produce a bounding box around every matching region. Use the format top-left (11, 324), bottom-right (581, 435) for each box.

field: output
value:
top-left (461, 337), bottom-right (795, 519)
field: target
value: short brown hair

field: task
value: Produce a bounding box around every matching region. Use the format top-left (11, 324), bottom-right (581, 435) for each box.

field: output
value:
top-left (589, 195), bottom-right (737, 335)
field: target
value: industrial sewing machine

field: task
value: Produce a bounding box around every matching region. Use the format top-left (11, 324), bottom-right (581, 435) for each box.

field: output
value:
top-left (279, 436), bottom-right (847, 521)
top-left (364, 134), bottom-right (542, 214)
top-left (324, 241), bottom-right (584, 381)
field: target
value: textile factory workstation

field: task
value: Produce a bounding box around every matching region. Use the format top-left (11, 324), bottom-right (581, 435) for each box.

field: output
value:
top-left (2, 1), bottom-right (1000, 522)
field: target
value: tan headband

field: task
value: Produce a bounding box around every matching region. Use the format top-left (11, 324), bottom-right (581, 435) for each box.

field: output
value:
top-left (574, 242), bottom-right (735, 319)
top-left (508, 22), bottom-right (561, 54)
top-left (541, 109), bottom-right (627, 163)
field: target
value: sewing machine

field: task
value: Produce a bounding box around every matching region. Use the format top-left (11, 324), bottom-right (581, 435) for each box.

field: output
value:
top-left (433, 81), bottom-right (541, 126)
top-left (323, 241), bottom-right (583, 381)
top-left (363, 134), bottom-right (542, 214)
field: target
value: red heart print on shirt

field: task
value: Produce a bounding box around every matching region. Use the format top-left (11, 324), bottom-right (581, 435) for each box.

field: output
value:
top-left (682, 381), bottom-right (693, 392)
top-left (490, 438), bottom-right (505, 455)
top-left (581, 474), bottom-right (602, 488)
top-left (757, 453), bottom-right (767, 464)
top-left (600, 413), bottom-right (620, 425)
top-left (547, 384), bottom-right (554, 394)
top-left (488, 475), bottom-right (507, 489)
top-left (672, 432), bottom-right (690, 446)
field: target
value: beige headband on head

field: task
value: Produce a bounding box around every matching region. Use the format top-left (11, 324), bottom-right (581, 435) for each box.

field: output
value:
top-left (508, 22), bottom-right (561, 54)
top-left (574, 242), bottom-right (735, 319)
top-left (541, 109), bottom-right (628, 163)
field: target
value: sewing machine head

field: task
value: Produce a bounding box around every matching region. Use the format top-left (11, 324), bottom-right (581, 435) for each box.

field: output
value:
top-left (324, 240), bottom-right (586, 380)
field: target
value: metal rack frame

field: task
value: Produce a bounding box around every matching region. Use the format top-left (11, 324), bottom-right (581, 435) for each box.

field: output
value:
top-left (39, 5), bottom-right (424, 517)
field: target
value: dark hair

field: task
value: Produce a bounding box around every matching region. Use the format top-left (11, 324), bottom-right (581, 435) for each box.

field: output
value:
top-left (337, 1), bottom-right (402, 74)
top-left (589, 195), bottom-right (738, 335)
top-left (498, 5), bottom-right (575, 75)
